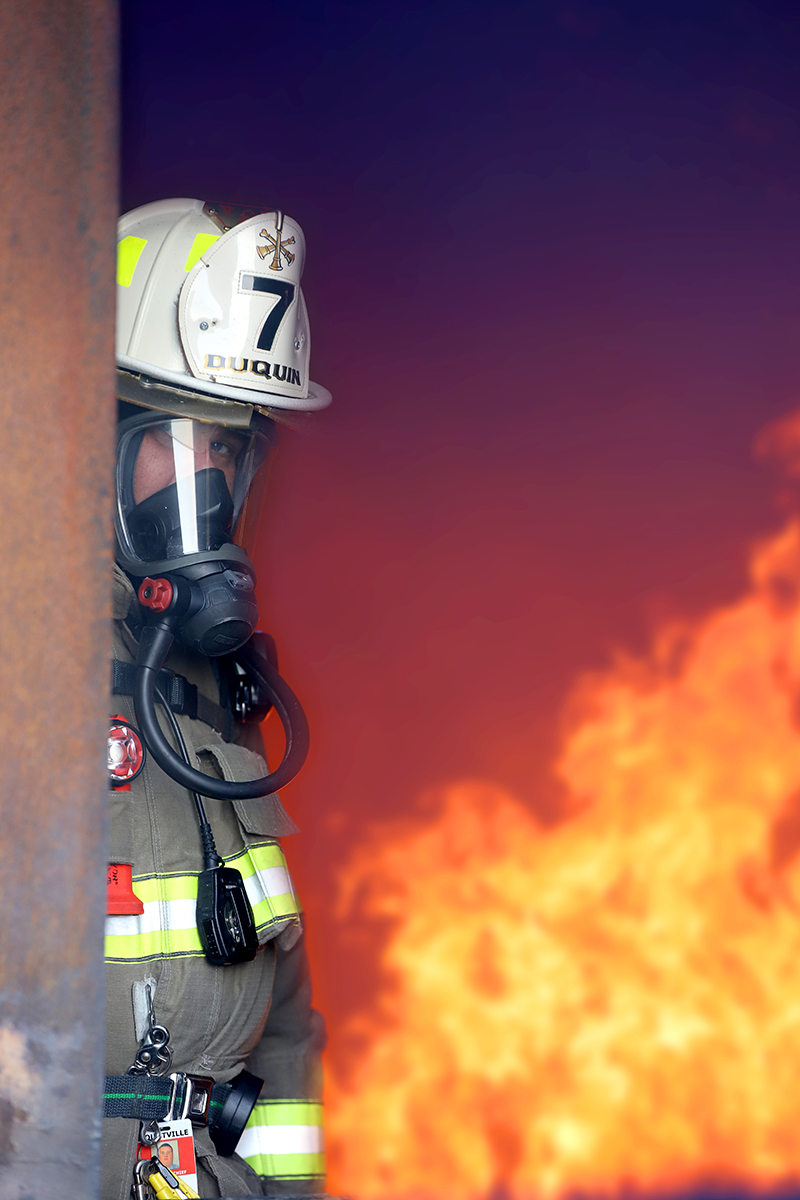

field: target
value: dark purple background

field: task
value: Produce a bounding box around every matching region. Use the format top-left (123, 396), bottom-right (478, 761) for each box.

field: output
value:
top-left (123, 0), bottom-right (800, 1065)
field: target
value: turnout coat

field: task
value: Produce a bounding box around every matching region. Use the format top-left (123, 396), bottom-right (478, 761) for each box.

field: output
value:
top-left (103, 568), bottom-right (327, 1199)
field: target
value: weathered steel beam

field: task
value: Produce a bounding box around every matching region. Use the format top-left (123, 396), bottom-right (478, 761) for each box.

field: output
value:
top-left (0, 1), bottom-right (118, 1196)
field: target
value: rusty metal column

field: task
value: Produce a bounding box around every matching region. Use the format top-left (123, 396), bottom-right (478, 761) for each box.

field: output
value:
top-left (0, 2), bottom-right (118, 1196)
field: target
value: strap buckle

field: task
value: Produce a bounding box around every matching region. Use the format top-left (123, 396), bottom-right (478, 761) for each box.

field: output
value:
top-left (234, 669), bottom-right (254, 722)
top-left (185, 1073), bottom-right (215, 1126)
top-left (168, 1072), bottom-right (194, 1121)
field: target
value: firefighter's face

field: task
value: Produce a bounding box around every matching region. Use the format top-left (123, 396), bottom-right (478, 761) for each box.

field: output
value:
top-left (133, 422), bottom-right (246, 504)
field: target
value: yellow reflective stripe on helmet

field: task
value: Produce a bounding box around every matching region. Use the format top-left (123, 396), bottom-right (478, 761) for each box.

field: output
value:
top-left (104, 842), bottom-right (299, 963)
top-left (237, 1100), bottom-right (324, 1180)
top-left (183, 232), bottom-right (219, 272)
top-left (117, 236), bottom-right (147, 287)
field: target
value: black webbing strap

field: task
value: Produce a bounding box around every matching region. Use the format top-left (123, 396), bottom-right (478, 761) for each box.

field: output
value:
top-left (112, 659), bottom-right (233, 742)
top-left (103, 1074), bottom-right (173, 1120)
top-left (103, 1074), bottom-right (232, 1122)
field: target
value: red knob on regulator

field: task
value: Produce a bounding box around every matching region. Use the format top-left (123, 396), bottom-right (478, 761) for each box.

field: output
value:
top-left (138, 576), bottom-right (173, 612)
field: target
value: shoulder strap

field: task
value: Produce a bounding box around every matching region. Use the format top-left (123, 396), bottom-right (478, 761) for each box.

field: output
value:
top-left (112, 660), bottom-right (234, 742)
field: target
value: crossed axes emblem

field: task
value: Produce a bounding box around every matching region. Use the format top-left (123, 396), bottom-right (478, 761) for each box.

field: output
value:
top-left (257, 229), bottom-right (296, 271)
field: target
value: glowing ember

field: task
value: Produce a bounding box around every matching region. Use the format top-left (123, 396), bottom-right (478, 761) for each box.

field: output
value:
top-left (326, 502), bottom-right (800, 1197)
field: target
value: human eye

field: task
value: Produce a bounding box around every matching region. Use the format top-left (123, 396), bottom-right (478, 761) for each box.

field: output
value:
top-left (210, 431), bottom-right (245, 461)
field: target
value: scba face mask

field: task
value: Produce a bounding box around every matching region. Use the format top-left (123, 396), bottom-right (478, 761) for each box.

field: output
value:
top-left (116, 411), bottom-right (275, 574)
top-left (116, 410), bottom-right (276, 657)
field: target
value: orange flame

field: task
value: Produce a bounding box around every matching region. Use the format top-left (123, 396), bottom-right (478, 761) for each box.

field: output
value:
top-left (325, 424), bottom-right (800, 1200)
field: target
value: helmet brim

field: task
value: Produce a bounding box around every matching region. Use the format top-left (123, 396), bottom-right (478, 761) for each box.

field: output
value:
top-left (116, 365), bottom-right (327, 429)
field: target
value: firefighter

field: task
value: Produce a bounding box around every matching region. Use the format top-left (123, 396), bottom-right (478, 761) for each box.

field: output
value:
top-left (104, 199), bottom-right (333, 1199)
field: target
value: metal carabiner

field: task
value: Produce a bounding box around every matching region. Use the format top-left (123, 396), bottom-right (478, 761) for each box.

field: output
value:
top-left (128, 1024), bottom-right (173, 1075)
top-left (128, 985), bottom-right (173, 1075)
top-left (133, 1159), bottom-right (154, 1200)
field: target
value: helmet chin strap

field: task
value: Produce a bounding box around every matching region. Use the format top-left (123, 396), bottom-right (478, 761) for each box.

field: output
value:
top-left (133, 583), bottom-right (309, 800)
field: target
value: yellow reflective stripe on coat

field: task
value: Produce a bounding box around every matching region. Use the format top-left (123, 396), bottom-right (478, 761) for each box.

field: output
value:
top-left (104, 842), bottom-right (299, 963)
top-left (228, 841), bottom-right (299, 929)
top-left (237, 1100), bottom-right (324, 1181)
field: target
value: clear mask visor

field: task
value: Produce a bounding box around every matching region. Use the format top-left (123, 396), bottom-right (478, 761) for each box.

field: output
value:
top-left (116, 416), bottom-right (273, 568)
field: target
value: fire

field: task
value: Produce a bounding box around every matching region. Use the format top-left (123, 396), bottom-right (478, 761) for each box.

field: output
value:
top-left (325, 421), bottom-right (800, 1200)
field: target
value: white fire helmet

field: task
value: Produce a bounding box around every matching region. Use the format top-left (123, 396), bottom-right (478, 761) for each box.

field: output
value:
top-left (115, 197), bottom-right (332, 417)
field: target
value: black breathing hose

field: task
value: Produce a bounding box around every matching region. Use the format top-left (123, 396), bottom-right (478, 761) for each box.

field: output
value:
top-left (134, 618), bottom-right (310, 800)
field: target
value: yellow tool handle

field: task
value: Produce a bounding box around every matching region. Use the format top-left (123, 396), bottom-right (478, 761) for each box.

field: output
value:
top-left (154, 1163), bottom-right (200, 1200)
top-left (147, 1173), bottom-right (182, 1200)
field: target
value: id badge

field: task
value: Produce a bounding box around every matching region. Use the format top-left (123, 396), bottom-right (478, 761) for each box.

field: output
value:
top-left (137, 1119), bottom-right (198, 1193)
